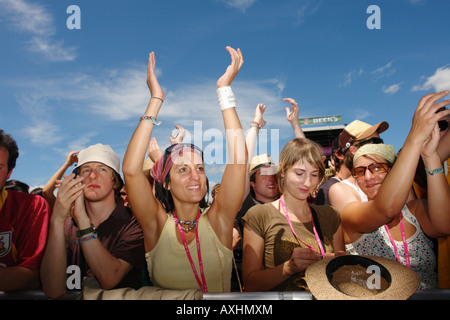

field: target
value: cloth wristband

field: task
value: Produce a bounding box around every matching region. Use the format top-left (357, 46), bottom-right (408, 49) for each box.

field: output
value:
top-left (76, 225), bottom-right (96, 238)
top-left (217, 86), bottom-right (236, 111)
top-left (76, 232), bottom-right (98, 244)
top-left (425, 165), bottom-right (444, 176)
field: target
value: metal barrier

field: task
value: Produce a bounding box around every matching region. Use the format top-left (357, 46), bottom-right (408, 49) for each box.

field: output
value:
top-left (1, 288), bottom-right (450, 300)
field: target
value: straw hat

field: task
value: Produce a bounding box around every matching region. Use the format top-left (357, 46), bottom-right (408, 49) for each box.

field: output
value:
top-left (249, 154), bottom-right (277, 176)
top-left (142, 157), bottom-right (155, 177)
top-left (305, 255), bottom-right (420, 300)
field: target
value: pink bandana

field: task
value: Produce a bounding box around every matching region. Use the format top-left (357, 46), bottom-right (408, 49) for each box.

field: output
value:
top-left (150, 144), bottom-right (203, 185)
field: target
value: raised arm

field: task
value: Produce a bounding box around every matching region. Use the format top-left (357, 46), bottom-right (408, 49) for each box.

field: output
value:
top-left (415, 117), bottom-right (450, 236)
top-left (209, 46), bottom-right (247, 245)
top-left (122, 52), bottom-right (165, 247)
top-left (42, 150), bottom-right (79, 210)
top-left (342, 91), bottom-right (450, 234)
top-left (285, 98), bottom-right (305, 139)
top-left (438, 123), bottom-right (450, 161)
top-left (242, 103), bottom-right (267, 203)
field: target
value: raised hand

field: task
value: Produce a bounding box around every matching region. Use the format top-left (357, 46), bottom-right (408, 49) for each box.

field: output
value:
top-left (169, 125), bottom-right (186, 145)
top-left (146, 51), bottom-right (165, 101)
top-left (284, 98), bottom-right (299, 123)
top-left (65, 151), bottom-right (79, 167)
top-left (217, 46), bottom-right (244, 88)
top-left (409, 91), bottom-right (450, 147)
top-left (253, 103), bottom-right (267, 128)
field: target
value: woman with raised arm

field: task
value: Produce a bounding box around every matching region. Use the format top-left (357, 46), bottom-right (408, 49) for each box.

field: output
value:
top-left (122, 47), bottom-right (247, 293)
top-left (342, 91), bottom-right (450, 289)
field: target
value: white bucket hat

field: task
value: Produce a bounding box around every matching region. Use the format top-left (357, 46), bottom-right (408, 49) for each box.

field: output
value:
top-left (74, 143), bottom-right (121, 177)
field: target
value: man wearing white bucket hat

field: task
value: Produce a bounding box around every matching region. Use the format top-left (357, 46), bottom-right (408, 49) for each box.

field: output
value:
top-left (41, 143), bottom-right (144, 298)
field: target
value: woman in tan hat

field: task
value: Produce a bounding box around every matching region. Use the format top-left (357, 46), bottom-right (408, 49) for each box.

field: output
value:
top-left (242, 137), bottom-right (345, 291)
top-left (122, 47), bottom-right (247, 293)
top-left (341, 91), bottom-right (450, 289)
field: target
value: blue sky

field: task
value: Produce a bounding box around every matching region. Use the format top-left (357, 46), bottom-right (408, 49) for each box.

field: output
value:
top-left (1, 0), bottom-right (449, 192)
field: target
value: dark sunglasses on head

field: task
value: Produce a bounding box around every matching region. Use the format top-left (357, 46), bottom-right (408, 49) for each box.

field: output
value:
top-left (351, 162), bottom-right (391, 179)
top-left (357, 137), bottom-right (384, 147)
top-left (438, 120), bottom-right (449, 132)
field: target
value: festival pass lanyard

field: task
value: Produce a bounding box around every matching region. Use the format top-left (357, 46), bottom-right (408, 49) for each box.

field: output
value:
top-left (278, 196), bottom-right (326, 257)
top-left (173, 210), bottom-right (208, 293)
top-left (384, 213), bottom-right (411, 268)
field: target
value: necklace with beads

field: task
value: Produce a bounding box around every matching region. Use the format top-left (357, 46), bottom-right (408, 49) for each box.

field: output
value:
top-left (173, 216), bottom-right (198, 232)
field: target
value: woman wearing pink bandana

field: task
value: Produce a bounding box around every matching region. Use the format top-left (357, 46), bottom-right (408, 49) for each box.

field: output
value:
top-left (123, 47), bottom-right (247, 293)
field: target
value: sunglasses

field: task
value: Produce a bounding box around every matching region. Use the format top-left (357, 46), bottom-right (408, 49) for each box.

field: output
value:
top-left (438, 120), bottom-right (449, 132)
top-left (351, 162), bottom-right (391, 179)
top-left (357, 137), bottom-right (384, 147)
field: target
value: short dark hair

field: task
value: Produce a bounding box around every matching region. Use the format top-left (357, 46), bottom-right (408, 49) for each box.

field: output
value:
top-left (0, 130), bottom-right (19, 172)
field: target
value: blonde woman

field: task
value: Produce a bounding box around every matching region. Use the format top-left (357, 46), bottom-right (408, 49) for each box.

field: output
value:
top-left (242, 138), bottom-right (344, 291)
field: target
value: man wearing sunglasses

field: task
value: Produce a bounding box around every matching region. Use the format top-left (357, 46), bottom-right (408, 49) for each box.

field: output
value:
top-left (328, 119), bottom-right (389, 214)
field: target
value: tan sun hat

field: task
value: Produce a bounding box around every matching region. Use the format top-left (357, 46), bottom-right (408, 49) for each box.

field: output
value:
top-left (305, 255), bottom-right (420, 300)
top-left (249, 154), bottom-right (277, 176)
top-left (142, 157), bottom-right (155, 177)
top-left (339, 120), bottom-right (389, 151)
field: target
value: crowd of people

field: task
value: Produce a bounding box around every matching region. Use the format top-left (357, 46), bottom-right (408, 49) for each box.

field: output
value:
top-left (1, 46), bottom-right (450, 299)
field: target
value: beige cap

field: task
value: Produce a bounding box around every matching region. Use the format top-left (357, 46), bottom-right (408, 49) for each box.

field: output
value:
top-left (339, 120), bottom-right (389, 150)
top-left (249, 154), bottom-right (277, 176)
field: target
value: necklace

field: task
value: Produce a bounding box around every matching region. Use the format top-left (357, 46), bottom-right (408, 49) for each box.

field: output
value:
top-left (173, 210), bottom-right (208, 292)
top-left (279, 196), bottom-right (326, 256)
top-left (174, 217), bottom-right (198, 232)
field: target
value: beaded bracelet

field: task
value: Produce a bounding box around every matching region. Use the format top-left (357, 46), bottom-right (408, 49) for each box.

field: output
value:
top-left (425, 165), bottom-right (444, 176)
top-left (141, 115), bottom-right (161, 126)
top-left (76, 232), bottom-right (98, 244)
top-left (250, 121), bottom-right (261, 130)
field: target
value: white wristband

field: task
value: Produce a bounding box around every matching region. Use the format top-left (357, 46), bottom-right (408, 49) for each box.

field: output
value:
top-left (217, 86), bottom-right (236, 111)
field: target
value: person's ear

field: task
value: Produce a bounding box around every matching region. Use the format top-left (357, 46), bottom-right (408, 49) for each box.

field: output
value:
top-left (349, 146), bottom-right (358, 156)
top-left (334, 151), bottom-right (344, 160)
top-left (6, 169), bottom-right (12, 181)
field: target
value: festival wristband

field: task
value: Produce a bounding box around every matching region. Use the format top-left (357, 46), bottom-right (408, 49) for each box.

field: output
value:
top-left (76, 224), bottom-right (96, 238)
top-left (217, 86), bottom-right (236, 111)
top-left (425, 165), bottom-right (444, 176)
top-left (76, 232), bottom-right (98, 244)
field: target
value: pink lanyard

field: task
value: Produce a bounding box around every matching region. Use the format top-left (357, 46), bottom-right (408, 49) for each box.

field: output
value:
top-left (278, 196), bottom-right (326, 256)
top-left (384, 213), bottom-right (410, 268)
top-left (173, 210), bottom-right (208, 293)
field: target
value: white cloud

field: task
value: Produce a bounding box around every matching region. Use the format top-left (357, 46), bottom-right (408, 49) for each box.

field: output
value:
top-left (340, 68), bottom-right (364, 87)
top-left (382, 82), bottom-right (403, 95)
top-left (22, 119), bottom-right (62, 146)
top-left (371, 61), bottom-right (396, 82)
top-left (408, 0), bottom-right (426, 5)
top-left (411, 65), bottom-right (450, 92)
top-left (296, 1), bottom-right (322, 26)
top-left (219, 0), bottom-right (257, 12)
top-left (15, 65), bottom-right (288, 155)
top-left (372, 61), bottom-right (393, 74)
top-left (0, 0), bottom-right (76, 61)
top-left (28, 37), bottom-right (77, 62)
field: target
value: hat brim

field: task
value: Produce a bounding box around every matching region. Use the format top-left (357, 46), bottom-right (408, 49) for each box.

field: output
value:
top-left (358, 121), bottom-right (389, 141)
top-left (305, 255), bottom-right (420, 300)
